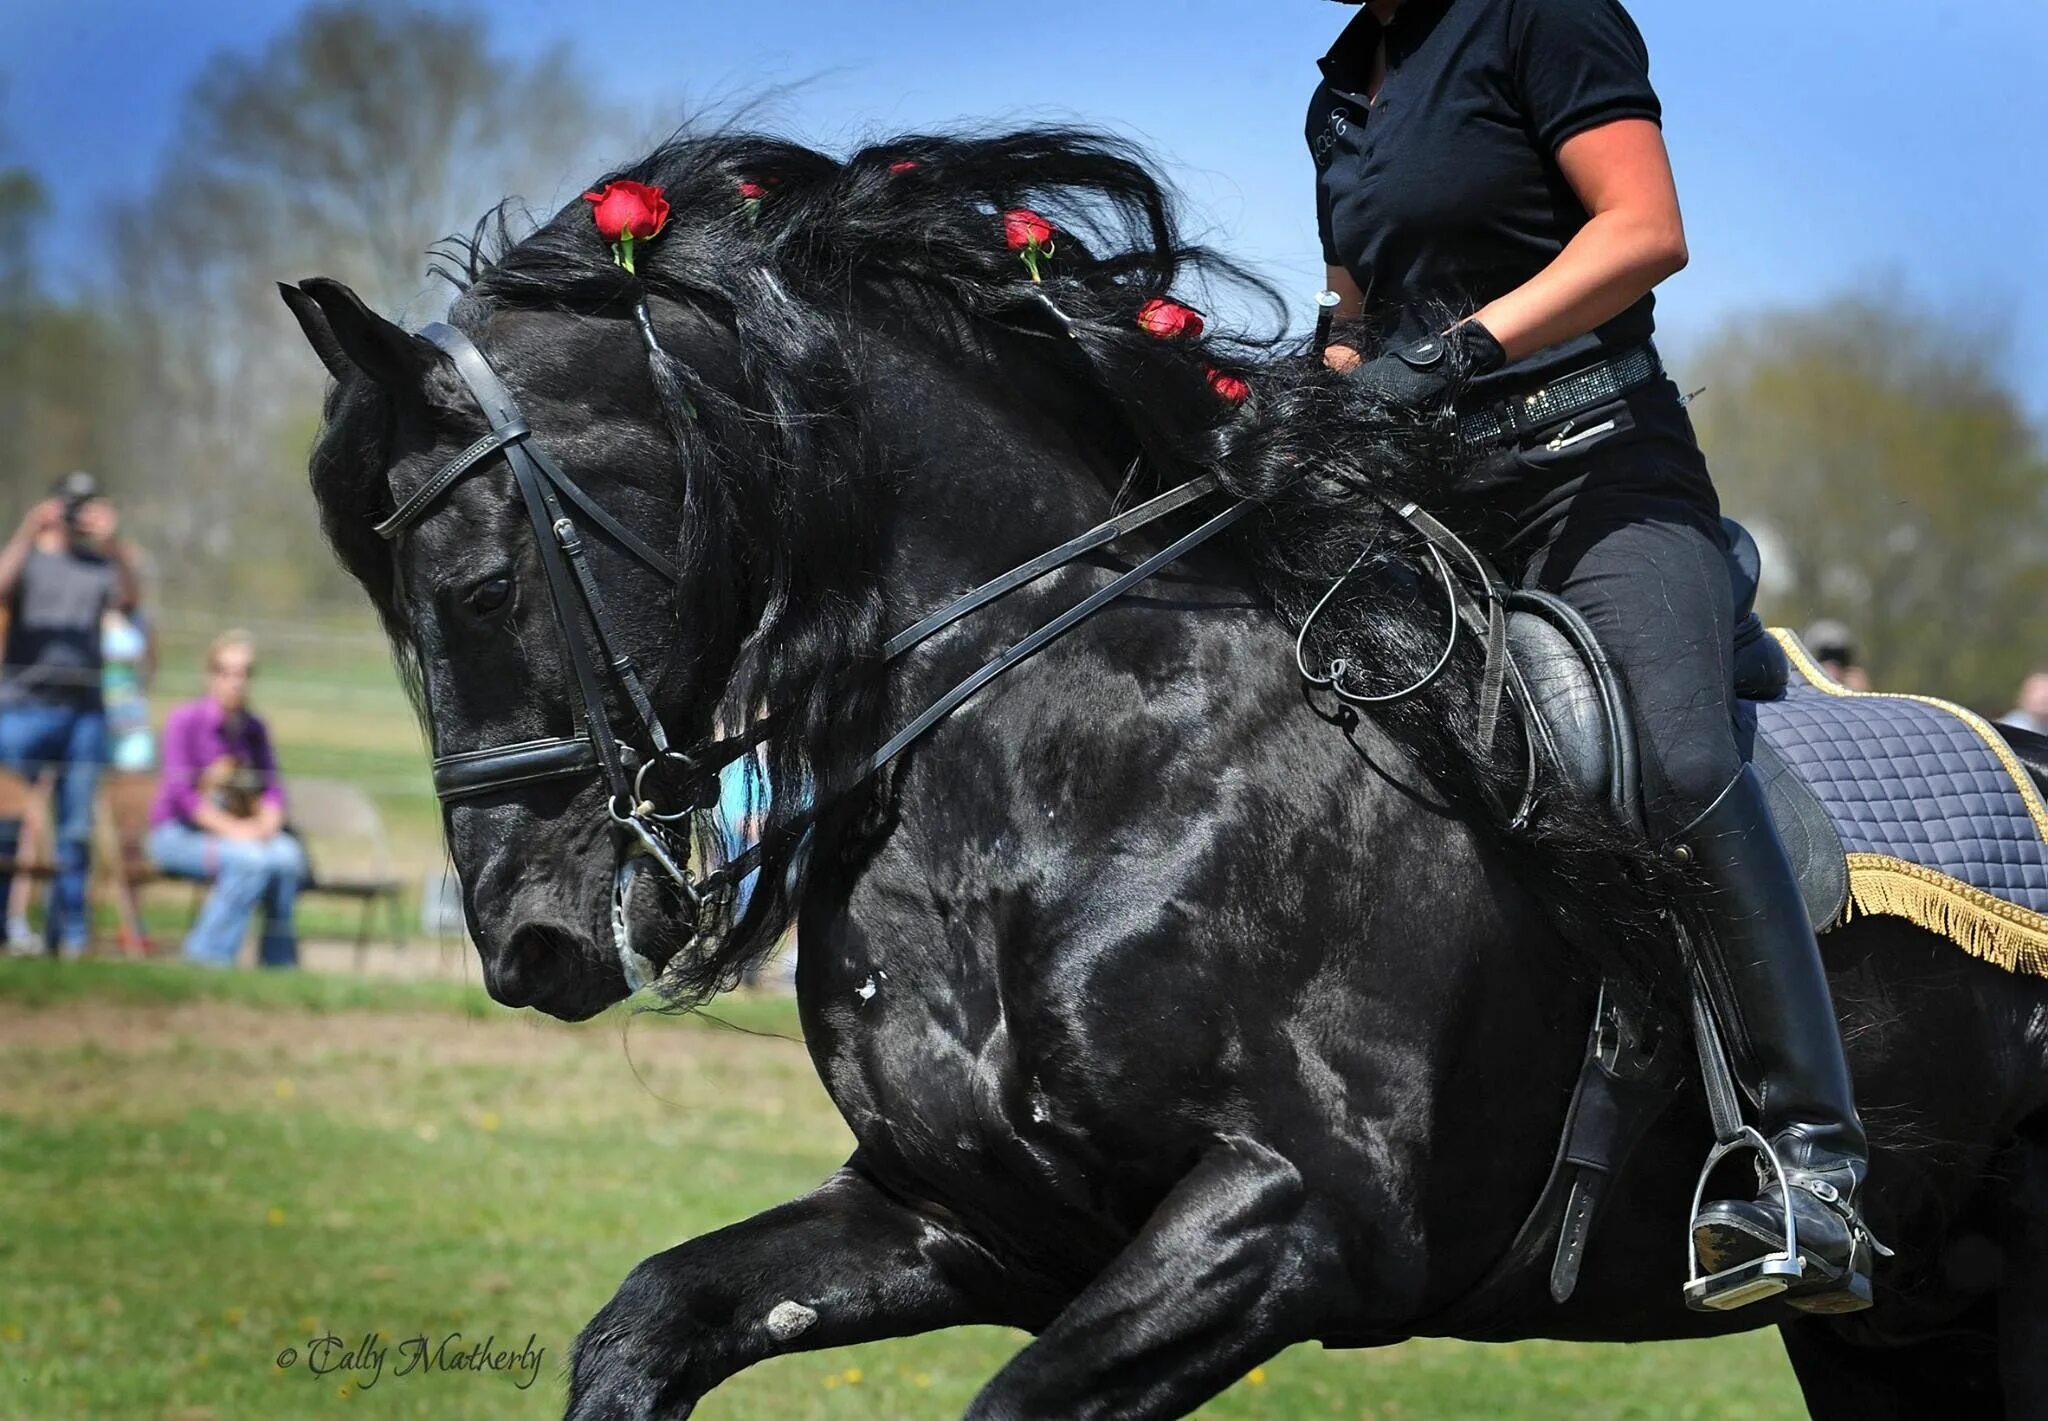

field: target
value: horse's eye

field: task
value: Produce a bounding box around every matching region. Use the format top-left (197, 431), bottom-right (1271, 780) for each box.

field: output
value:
top-left (468, 577), bottom-right (512, 616)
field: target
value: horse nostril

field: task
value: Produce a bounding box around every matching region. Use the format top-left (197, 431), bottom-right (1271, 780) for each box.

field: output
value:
top-left (484, 924), bottom-right (573, 1007)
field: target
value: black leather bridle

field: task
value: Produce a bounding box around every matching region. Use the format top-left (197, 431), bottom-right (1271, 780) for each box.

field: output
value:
top-left (378, 319), bottom-right (1249, 986)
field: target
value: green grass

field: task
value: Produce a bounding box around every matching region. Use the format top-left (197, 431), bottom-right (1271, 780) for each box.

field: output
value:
top-left (0, 960), bottom-right (1807, 1419)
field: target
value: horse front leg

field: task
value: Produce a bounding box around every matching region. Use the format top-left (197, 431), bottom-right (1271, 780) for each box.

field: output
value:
top-left (966, 1135), bottom-right (1345, 1421)
top-left (567, 1157), bottom-right (1052, 1421)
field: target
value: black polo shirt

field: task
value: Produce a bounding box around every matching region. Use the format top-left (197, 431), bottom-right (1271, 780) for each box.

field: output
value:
top-left (1308, 0), bottom-right (1663, 399)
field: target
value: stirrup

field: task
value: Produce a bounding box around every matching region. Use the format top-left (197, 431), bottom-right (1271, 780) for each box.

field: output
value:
top-left (1683, 1126), bottom-right (1805, 1311)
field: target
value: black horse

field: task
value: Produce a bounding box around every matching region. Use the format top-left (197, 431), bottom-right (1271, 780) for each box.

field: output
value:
top-left (284, 129), bottom-right (2048, 1419)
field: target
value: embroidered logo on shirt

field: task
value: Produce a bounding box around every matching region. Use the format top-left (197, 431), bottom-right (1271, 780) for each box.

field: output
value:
top-left (1312, 104), bottom-right (1358, 170)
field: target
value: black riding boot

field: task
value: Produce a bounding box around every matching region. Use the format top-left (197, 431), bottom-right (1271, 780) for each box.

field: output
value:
top-left (1677, 765), bottom-right (1881, 1313)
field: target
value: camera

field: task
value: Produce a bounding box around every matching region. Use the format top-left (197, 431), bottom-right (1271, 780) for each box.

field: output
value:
top-left (55, 470), bottom-right (101, 535)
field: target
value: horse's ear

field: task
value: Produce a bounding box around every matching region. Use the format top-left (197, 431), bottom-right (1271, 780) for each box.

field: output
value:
top-left (281, 278), bottom-right (430, 388)
top-left (278, 282), bottom-right (353, 382)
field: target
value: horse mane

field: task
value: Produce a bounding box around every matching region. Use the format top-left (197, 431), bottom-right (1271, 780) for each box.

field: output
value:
top-left (384, 124), bottom-right (1685, 1007)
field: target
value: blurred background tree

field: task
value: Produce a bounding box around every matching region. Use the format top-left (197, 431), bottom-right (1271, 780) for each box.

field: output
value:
top-left (1691, 294), bottom-right (2048, 710)
top-left (94, 2), bottom-right (615, 614)
top-left (2, 8), bottom-right (2042, 716)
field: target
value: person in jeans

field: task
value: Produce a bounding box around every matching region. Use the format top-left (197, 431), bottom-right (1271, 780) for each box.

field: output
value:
top-left (0, 472), bottom-right (143, 955)
top-left (147, 631), bottom-right (306, 967)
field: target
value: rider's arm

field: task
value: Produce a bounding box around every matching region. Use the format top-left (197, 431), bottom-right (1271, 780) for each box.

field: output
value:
top-left (1465, 118), bottom-right (1687, 362)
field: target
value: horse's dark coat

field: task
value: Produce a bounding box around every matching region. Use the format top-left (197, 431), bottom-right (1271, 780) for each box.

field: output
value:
top-left (286, 128), bottom-right (2048, 1419)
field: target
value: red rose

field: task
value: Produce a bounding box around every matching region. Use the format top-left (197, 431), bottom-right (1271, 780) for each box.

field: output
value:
top-left (737, 180), bottom-right (769, 201)
top-left (1004, 209), bottom-right (1056, 251)
top-left (889, 160), bottom-right (920, 175)
top-left (582, 181), bottom-right (670, 244)
top-left (1206, 367), bottom-right (1251, 404)
top-left (1137, 298), bottom-right (1206, 341)
top-left (1003, 209), bottom-right (1056, 282)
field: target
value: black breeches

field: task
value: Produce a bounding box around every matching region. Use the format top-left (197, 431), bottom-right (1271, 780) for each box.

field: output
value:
top-left (1482, 408), bottom-right (1740, 839)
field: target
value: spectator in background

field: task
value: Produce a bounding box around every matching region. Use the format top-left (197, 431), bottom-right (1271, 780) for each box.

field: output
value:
top-left (1804, 619), bottom-right (1873, 692)
top-left (102, 607), bottom-right (155, 772)
top-left (101, 604), bottom-right (157, 954)
top-left (11, 605), bottom-right (162, 956)
top-left (2003, 671), bottom-right (2048, 734)
top-left (147, 631), bottom-right (306, 968)
top-left (0, 472), bottom-right (143, 956)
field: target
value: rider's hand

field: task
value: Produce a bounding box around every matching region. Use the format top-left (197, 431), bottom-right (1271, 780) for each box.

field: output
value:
top-left (1345, 320), bottom-right (1507, 415)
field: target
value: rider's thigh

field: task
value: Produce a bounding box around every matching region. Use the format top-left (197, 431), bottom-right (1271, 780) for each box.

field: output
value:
top-left (1513, 442), bottom-right (1741, 835)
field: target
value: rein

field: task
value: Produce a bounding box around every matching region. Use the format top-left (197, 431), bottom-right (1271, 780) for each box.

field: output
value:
top-left (380, 321), bottom-right (1246, 978)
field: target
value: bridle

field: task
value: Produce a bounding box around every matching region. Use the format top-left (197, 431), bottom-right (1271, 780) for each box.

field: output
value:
top-left (378, 319), bottom-right (1250, 987)
top-left (379, 323), bottom-right (725, 896)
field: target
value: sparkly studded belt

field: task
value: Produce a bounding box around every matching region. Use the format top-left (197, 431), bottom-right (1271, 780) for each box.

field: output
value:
top-left (1457, 343), bottom-right (1663, 447)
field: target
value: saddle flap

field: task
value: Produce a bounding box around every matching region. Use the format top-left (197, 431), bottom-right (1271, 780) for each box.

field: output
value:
top-left (1505, 609), bottom-right (1609, 807)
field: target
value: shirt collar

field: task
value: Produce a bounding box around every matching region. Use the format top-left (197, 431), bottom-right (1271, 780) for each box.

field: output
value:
top-left (1317, 0), bottom-right (1452, 83)
top-left (1318, 6), bottom-right (1382, 84)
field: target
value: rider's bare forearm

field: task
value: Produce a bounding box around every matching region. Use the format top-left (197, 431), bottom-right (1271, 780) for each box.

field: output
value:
top-left (1469, 206), bottom-right (1686, 363)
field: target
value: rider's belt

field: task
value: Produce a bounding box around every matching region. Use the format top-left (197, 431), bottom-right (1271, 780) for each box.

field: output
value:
top-left (1457, 343), bottom-right (1663, 448)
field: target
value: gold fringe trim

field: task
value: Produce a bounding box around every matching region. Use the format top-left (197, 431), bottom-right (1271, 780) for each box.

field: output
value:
top-left (1842, 854), bottom-right (2048, 978)
top-left (1769, 628), bottom-right (2048, 844)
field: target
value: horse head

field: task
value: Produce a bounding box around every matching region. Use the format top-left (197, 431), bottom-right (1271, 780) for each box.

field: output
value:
top-left (282, 274), bottom-right (751, 1018)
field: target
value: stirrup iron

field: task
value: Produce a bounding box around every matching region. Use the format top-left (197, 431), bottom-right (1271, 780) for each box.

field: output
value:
top-left (1682, 1125), bottom-right (1805, 1311)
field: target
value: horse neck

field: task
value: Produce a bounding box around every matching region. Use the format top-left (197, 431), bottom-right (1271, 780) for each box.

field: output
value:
top-left (860, 324), bottom-right (1139, 646)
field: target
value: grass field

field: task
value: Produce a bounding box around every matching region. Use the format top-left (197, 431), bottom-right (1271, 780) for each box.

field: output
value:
top-left (0, 959), bottom-right (1814, 1420)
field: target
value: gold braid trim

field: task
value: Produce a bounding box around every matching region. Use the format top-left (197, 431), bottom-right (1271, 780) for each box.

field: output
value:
top-left (1842, 854), bottom-right (2048, 978)
top-left (1769, 628), bottom-right (2048, 844)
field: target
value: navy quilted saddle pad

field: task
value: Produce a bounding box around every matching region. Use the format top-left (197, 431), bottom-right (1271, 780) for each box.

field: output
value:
top-left (1746, 630), bottom-right (2048, 974)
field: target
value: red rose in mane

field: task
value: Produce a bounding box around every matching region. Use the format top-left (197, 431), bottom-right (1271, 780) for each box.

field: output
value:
top-left (1137, 298), bottom-right (1206, 341)
top-left (1205, 367), bottom-right (1252, 405)
top-left (1003, 209), bottom-right (1056, 282)
top-left (583, 181), bottom-right (669, 242)
top-left (582, 181), bottom-right (669, 273)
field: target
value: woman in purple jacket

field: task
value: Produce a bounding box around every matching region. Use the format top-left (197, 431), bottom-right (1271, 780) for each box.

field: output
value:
top-left (147, 630), bottom-right (306, 967)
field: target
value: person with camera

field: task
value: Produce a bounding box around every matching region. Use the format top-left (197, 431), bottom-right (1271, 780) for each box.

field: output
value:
top-left (0, 472), bottom-right (142, 956)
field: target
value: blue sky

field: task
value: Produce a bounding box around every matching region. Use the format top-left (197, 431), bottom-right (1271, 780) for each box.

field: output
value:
top-left (8, 0), bottom-right (2047, 417)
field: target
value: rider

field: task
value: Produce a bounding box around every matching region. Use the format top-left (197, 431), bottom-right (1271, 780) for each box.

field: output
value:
top-left (1307, 0), bottom-right (1878, 1309)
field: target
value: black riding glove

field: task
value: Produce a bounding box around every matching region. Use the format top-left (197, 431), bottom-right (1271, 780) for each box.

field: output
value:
top-left (1347, 321), bottom-right (1508, 415)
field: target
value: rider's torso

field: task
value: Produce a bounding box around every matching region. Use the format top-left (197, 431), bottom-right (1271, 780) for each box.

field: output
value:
top-left (1308, 0), bottom-right (1663, 401)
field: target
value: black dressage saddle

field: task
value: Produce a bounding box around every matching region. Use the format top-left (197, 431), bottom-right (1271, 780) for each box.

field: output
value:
top-left (1503, 516), bottom-right (1847, 931)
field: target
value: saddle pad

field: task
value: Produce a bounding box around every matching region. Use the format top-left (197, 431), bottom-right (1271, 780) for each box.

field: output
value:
top-left (1746, 630), bottom-right (2048, 976)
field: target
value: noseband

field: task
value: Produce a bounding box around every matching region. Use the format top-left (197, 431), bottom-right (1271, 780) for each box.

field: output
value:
top-left (381, 316), bottom-right (1252, 980)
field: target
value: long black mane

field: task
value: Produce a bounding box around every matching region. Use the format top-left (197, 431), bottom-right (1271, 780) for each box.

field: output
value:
top-left (335, 125), bottom-right (1681, 1005)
